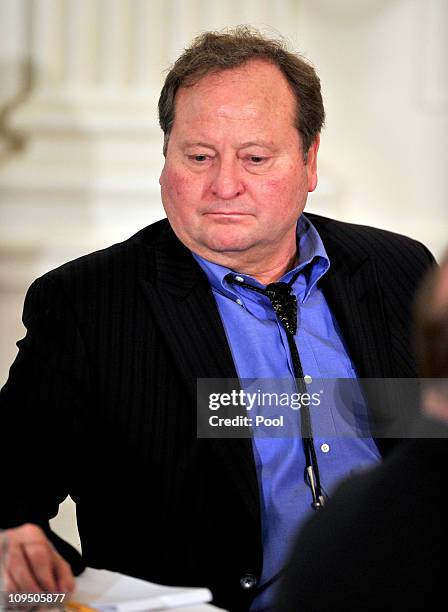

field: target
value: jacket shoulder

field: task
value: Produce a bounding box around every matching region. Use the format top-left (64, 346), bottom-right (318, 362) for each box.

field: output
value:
top-left (306, 212), bottom-right (435, 266)
top-left (36, 218), bottom-right (170, 284)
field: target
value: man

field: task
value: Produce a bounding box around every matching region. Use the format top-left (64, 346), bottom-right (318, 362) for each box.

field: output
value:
top-left (278, 256), bottom-right (448, 611)
top-left (0, 28), bottom-right (435, 611)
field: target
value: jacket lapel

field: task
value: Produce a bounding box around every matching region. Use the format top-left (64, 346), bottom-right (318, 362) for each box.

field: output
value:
top-left (321, 256), bottom-right (394, 379)
top-left (139, 223), bottom-right (260, 521)
top-left (312, 215), bottom-right (409, 452)
top-left (308, 214), bottom-right (394, 379)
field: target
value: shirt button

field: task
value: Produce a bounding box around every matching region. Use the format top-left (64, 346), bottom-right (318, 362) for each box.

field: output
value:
top-left (320, 443), bottom-right (330, 453)
top-left (236, 298), bottom-right (243, 306)
top-left (304, 374), bottom-right (313, 384)
top-left (240, 574), bottom-right (258, 590)
top-left (235, 275), bottom-right (244, 283)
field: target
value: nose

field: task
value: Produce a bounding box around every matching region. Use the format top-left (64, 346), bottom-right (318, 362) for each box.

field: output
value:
top-left (210, 158), bottom-right (245, 200)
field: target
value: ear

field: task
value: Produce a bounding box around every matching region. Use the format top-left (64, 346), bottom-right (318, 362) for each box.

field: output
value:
top-left (306, 136), bottom-right (320, 193)
top-left (159, 163), bottom-right (167, 187)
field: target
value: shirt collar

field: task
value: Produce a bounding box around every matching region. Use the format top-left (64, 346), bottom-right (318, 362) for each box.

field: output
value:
top-left (192, 213), bottom-right (330, 305)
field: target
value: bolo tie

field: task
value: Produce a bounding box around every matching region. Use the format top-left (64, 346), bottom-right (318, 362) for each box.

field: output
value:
top-left (226, 270), bottom-right (325, 510)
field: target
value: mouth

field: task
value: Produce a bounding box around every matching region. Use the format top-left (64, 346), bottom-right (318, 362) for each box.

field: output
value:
top-left (204, 212), bottom-right (252, 223)
top-left (205, 212), bottom-right (252, 217)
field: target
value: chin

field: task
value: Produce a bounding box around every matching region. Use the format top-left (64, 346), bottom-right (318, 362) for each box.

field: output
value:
top-left (203, 232), bottom-right (256, 254)
top-left (208, 243), bottom-right (252, 254)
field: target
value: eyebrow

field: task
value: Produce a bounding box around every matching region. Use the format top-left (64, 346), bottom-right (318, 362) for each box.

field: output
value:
top-left (182, 140), bottom-right (276, 150)
top-left (239, 140), bottom-right (276, 149)
top-left (183, 141), bottom-right (216, 149)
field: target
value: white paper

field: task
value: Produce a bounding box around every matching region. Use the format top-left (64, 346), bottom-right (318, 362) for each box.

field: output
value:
top-left (71, 567), bottom-right (213, 611)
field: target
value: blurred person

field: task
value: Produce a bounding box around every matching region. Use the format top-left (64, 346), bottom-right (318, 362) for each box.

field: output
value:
top-left (278, 255), bottom-right (448, 611)
top-left (0, 28), bottom-right (435, 611)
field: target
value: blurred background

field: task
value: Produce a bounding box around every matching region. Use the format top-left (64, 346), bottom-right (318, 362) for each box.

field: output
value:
top-left (0, 0), bottom-right (446, 550)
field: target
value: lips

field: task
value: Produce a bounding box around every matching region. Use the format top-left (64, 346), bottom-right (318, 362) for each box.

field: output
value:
top-left (205, 211), bottom-right (251, 216)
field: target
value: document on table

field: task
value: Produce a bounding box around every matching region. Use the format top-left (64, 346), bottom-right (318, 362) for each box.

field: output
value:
top-left (68, 567), bottom-right (216, 611)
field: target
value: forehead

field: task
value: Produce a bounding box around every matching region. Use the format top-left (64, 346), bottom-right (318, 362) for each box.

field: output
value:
top-left (173, 60), bottom-right (297, 129)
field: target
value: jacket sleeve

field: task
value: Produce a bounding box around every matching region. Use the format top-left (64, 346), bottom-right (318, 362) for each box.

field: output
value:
top-left (0, 273), bottom-right (87, 575)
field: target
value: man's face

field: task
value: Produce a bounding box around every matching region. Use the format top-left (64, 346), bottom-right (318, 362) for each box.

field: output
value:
top-left (159, 59), bottom-right (319, 267)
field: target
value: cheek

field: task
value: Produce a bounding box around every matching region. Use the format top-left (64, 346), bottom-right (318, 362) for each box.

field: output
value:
top-left (260, 178), bottom-right (284, 193)
top-left (258, 177), bottom-right (299, 205)
top-left (256, 175), bottom-right (307, 220)
top-left (161, 167), bottom-right (193, 200)
top-left (262, 170), bottom-right (307, 195)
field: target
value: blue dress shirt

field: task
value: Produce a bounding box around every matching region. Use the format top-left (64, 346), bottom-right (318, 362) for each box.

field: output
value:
top-left (193, 214), bottom-right (380, 611)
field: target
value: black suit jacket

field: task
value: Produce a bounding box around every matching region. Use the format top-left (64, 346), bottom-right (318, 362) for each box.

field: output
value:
top-left (0, 214), bottom-right (434, 611)
top-left (278, 417), bottom-right (448, 611)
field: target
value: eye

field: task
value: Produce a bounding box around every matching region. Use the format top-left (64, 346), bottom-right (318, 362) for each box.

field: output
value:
top-left (248, 156), bottom-right (266, 164)
top-left (187, 154), bottom-right (209, 163)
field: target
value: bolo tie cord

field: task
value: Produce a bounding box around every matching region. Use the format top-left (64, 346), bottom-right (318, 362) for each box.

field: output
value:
top-left (226, 271), bottom-right (325, 510)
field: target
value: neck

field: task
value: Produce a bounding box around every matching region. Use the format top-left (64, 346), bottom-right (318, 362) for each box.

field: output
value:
top-left (236, 253), bottom-right (297, 285)
top-left (198, 246), bottom-right (298, 285)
